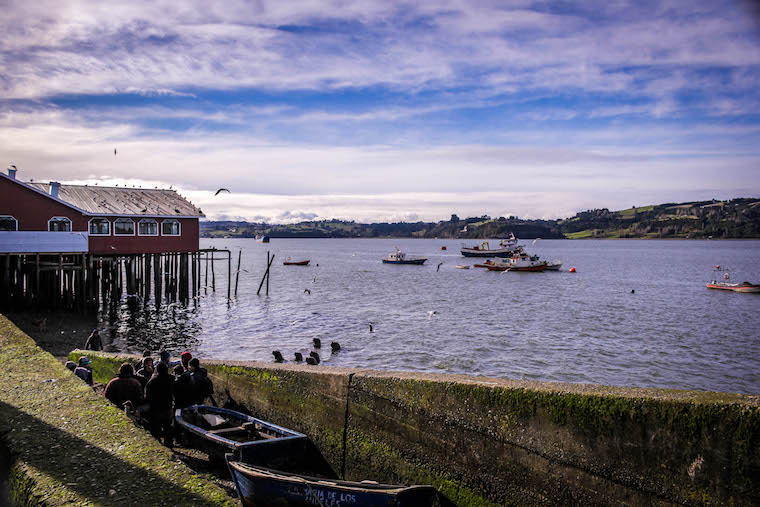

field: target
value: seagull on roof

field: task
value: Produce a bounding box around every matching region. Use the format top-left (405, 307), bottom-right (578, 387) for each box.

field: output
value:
top-left (175, 208), bottom-right (181, 213)
top-left (214, 188), bottom-right (231, 196)
top-left (141, 207), bottom-right (148, 213)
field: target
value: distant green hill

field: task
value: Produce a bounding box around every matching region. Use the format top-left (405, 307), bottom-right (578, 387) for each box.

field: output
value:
top-left (558, 198), bottom-right (760, 239)
top-left (200, 198), bottom-right (760, 239)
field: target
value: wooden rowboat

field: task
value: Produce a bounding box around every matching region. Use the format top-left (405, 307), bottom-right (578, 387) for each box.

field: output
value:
top-left (283, 259), bottom-right (310, 266)
top-left (175, 405), bottom-right (307, 463)
top-left (227, 458), bottom-right (442, 507)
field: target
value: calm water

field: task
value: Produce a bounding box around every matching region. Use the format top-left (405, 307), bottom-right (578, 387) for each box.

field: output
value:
top-left (102, 239), bottom-right (760, 395)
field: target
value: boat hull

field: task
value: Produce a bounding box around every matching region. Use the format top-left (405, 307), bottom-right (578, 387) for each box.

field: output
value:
top-left (227, 459), bottom-right (441, 507)
top-left (283, 260), bottom-right (310, 266)
top-left (382, 258), bottom-right (427, 265)
top-left (707, 283), bottom-right (760, 293)
top-left (508, 265), bottom-right (547, 272)
top-left (460, 248), bottom-right (515, 258)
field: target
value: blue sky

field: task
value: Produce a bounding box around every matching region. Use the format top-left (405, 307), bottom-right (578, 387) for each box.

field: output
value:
top-left (1, 0), bottom-right (759, 222)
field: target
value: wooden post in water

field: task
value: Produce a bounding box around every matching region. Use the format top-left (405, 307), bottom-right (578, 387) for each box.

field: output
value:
top-left (257, 251), bottom-right (275, 295)
top-left (234, 249), bottom-right (242, 296)
top-left (191, 253), bottom-right (197, 300)
top-left (204, 252), bottom-right (209, 293)
top-left (227, 251), bottom-right (231, 299)
top-left (211, 250), bottom-right (216, 292)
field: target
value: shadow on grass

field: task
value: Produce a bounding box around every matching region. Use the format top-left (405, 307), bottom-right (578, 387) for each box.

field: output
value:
top-left (0, 401), bottom-right (229, 506)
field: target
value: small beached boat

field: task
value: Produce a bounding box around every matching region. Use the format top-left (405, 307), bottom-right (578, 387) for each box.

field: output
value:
top-left (382, 247), bottom-right (427, 265)
top-left (460, 234), bottom-right (519, 258)
top-left (227, 459), bottom-right (442, 507)
top-left (707, 267), bottom-right (760, 293)
top-left (283, 258), bottom-right (310, 266)
top-left (175, 405), bottom-right (307, 462)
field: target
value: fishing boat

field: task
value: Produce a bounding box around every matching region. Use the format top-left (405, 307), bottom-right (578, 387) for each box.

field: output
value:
top-left (501, 248), bottom-right (547, 272)
top-left (227, 458), bottom-right (442, 507)
top-left (706, 267), bottom-right (760, 293)
top-left (460, 234), bottom-right (519, 257)
top-left (473, 259), bottom-right (498, 268)
top-left (283, 258), bottom-right (310, 266)
top-left (255, 235), bottom-right (270, 243)
top-left (175, 405), bottom-right (307, 463)
top-left (382, 247), bottom-right (427, 265)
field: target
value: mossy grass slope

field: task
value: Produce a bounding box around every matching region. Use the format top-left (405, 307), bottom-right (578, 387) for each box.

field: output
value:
top-left (0, 315), bottom-right (235, 506)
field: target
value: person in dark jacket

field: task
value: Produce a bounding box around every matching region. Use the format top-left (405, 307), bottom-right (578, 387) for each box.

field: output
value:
top-left (74, 356), bottom-right (93, 385)
top-left (146, 362), bottom-right (174, 447)
top-left (180, 351), bottom-right (192, 371)
top-left (188, 358), bottom-right (216, 406)
top-left (83, 329), bottom-right (103, 351)
top-left (104, 363), bottom-right (144, 408)
top-left (173, 364), bottom-right (195, 410)
top-left (135, 357), bottom-right (154, 387)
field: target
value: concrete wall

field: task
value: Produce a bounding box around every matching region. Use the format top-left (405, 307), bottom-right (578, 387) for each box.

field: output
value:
top-left (73, 351), bottom-right (760, 506)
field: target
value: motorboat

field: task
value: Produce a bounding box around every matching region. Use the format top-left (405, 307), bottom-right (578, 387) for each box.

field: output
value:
top-left (545, 260), bottom-right (563, 271)
top-left (255, 235), bottom-right (270, 243)
top-left (382, 247), bottom-right (427, 265)
top-left (227, 458), bottom-right (442, 507)
top-left (460, 234), bottom-right (519, 258)
top-left (455, 265), bottom-right (470, 269)
top-left (707, 267), bottom-right (760, 293)
top-left (501, 248), bottom-right (548, 272)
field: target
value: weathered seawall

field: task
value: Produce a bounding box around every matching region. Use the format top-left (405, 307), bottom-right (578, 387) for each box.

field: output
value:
top-left (71, 350), bottom-right (760, 506)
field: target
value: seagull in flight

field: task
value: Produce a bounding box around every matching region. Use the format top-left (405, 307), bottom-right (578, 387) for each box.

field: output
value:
top-left (215, 188), bottom-right (231, 196)
top-left (114, 148), bottom-right (117, 156)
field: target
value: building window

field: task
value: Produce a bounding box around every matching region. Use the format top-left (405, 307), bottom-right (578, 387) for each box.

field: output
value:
top-left (114, 218), bottom-right (135, 236)
top-left (89, 218), bottom-right (110, 236)
top-left (0, 216), bottom-right (17, 231)
top-left (138, 219), bottom-right (158, 236)
top-left (48, 217), bottom-right (72, 232)
top-left (161, 219), bottom-right (181, 236)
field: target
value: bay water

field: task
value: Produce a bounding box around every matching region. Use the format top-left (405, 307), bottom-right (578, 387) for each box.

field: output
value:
top-left (102, 238), bottom-right (760, 395)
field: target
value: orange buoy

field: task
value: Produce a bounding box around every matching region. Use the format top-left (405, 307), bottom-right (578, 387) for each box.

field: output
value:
top-left (569, 267), bottom-right (576, 273)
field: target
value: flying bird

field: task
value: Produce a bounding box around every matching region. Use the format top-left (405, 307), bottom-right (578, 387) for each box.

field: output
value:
top-left (114, 148), bottom-right (117, 155)
top-left (437, 262), bottom-right (443, 272)
top-left (214, 188), bottom-right (231, 196)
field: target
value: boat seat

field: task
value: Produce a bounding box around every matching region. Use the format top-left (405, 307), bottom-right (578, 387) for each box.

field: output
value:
top-left (209, 426), bottom-right (250, 436)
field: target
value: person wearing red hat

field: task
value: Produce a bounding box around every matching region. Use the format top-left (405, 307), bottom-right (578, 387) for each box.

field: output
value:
top-left (180, 352), bottom-right (192, 371)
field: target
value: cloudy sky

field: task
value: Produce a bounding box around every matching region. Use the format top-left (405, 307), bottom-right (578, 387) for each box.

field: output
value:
top-left (1, 0), bottom-right (759, 223)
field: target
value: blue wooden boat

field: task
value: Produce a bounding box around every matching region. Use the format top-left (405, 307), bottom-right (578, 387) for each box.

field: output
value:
top-left (175, 405), bottom-right (307, 463)
top-left (227, 458), bottom-right (442, 507)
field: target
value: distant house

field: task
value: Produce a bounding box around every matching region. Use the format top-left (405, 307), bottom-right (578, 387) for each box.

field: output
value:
top-left (0, 167), bottom-right (204, 255)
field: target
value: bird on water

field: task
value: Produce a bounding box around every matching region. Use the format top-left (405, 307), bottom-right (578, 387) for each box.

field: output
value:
top-left (272, 350), bottom-right (284, 363)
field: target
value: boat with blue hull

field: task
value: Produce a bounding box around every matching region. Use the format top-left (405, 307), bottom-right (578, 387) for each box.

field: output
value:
top-left (227, 458), bottom-right (443, 507)
top-left (382, 247), bottom-right (427, 265)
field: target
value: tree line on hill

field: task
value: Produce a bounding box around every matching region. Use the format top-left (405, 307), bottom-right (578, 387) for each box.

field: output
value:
top-left (201, 198), bottom-right (760, 239)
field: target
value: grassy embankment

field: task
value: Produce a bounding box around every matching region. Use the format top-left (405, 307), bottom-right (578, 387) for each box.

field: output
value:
top-left (0, 314), bottom-right (235, 506)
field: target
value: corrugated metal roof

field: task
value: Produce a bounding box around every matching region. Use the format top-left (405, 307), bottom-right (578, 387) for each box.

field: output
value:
top-left (26, 183), bottom-right (204, 217)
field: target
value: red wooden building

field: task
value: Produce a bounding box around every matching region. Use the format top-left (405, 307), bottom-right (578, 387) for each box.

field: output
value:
top-left (0, 167), bottom-right (204, 255)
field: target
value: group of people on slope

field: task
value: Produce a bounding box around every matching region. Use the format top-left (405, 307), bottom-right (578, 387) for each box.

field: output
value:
top-left (67, 350), bottom-right (214, 448)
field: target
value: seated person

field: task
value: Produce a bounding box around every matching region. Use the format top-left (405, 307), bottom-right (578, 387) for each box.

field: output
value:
top-left (74, 356), bottom-right (93, 385)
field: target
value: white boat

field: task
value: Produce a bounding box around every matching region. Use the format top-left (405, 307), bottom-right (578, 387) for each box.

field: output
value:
top-left (545, 260), bottom-right (563, 271)
top-left (382, 247), bottom-right (427, 265)
top-left (489, 248), bottom-right (547, 272)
